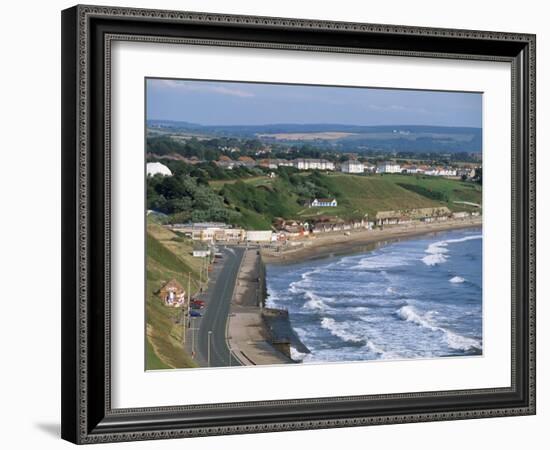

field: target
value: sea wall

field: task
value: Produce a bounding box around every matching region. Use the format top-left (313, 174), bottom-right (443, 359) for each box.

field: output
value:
top-left (227, 249), bottom-right (296, 365)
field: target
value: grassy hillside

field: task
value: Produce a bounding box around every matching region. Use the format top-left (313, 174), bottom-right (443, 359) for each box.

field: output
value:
top-left (297, 174), bottom-right (437, 220)
top-left (146, 222), bottom-right (204, 370)
top-left (209, 172), bottom-right (482, 228)
top-left (220, 178), bottom-right (302, 229)
top-left (383, 174), bottom-right (482, 212)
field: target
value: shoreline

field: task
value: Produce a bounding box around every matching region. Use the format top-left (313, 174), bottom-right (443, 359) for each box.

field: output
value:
top-left (261, 217), bottom-right (482, 265)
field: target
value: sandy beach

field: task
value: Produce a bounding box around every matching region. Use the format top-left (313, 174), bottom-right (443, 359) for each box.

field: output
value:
top-left (261, 217), bottom-right (482, 264)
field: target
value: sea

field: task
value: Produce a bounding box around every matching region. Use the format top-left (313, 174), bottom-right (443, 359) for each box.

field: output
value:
top-left (265, 228), bottom-right (483, 363)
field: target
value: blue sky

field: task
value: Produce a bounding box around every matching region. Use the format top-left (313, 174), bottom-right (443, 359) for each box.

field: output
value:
top-left (146, 78), bottom-right (482, 128)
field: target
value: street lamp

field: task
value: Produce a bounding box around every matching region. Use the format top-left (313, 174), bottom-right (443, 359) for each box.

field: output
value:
top-left (207, 331), bottom-right (213, 367)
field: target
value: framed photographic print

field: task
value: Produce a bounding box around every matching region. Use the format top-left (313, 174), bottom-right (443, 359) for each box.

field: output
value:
top-left (61, 5), bottom-right (536, 444)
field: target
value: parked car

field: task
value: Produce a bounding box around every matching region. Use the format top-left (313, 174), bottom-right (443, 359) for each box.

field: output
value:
top-left (190, 310), bottom-right (202, 317)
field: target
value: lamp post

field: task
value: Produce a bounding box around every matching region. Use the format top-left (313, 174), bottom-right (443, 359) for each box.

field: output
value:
top-left (207, 331), bottom-right (213, 367)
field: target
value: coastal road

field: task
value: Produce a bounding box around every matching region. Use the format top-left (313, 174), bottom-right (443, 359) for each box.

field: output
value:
top-left (196, 246), bottom-right (244, 367)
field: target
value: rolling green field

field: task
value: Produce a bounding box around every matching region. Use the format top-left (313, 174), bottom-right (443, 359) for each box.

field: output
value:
top-left (146, 222), bottom-right (203, 370)
top-left (210, 172), bottom-right (481, 227)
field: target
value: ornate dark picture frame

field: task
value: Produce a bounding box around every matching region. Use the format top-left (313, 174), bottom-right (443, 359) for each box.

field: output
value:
top-left (61, 4), bottom-right (536, 444)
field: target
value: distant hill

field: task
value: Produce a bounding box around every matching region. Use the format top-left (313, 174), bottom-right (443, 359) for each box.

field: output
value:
top-left (147, 120), bottom-right (482, 153)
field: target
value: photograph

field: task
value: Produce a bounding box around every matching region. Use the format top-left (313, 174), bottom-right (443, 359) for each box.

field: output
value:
top-left (57, 3), bottom-right (536, 444)
top-left (144, 79), bottom-right (483, 370)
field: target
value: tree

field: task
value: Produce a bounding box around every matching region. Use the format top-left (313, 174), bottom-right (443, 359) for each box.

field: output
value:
top-left (474, 167), bottom-right (482, 184)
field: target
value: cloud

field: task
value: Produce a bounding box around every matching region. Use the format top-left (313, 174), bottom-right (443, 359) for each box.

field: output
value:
top-left (150, 79), bottom-right (255, 98)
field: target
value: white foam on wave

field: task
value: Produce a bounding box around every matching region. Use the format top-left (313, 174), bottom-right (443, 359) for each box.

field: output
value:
top-left (422, 234), bottom-right (482, 266)
top-left (365, 341), bottom-right (403, 360)
top-left (320, 317), bottom-right (365, 344)
top-left (449, 276), bottom-right (465, 284)
top-left (303, 291), bottom-right (330, 311)
top-left (397, 305), bottom-right (481, 352)
top-left (444, 330), bottom-right (482, 351)
top-left (290, 346), bottom-right (311, 362)
top-left (265, 288), bottom-right (280, 308)
top-left (289, 269), bottom-right (321, 294)
top-left (354, 254), bottom-right (411, 270)
top-left (365, 341), bottom-right (385, 356)
top-left (345, 306), bottom-right (369, 313)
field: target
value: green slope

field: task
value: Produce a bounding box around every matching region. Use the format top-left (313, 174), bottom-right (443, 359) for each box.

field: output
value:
top-left (213, 172), bottom-right (481, 227)
top-left (146, 224), bottom-right (203, 370)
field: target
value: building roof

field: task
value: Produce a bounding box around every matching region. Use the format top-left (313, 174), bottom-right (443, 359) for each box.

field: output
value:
top-left (158, 279), bottom-right (185, 294)
top-left (146, 162), bottom-right (172, 176)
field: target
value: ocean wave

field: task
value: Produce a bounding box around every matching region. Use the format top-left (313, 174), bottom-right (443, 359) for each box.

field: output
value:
top-left (396, 305), bottom-right (481, 352)
top-left (290, 346), bottom-right (311, 362)
top-left (444, 330), bottom-right (482, 351)
top-left (265, 289), bottom-right (281, 308)
top-left (303, 291), bottom-right (331, 311)
top-left (320, 317), bottom-right (365, 344)
top-left (288, 269), bottom-right (323, 294)
top-left (422, 234), bottom-right (482, 266)
top-left (449, 276), bottom-right (465, 284)
top-left (344, 306), bottom-right (370, 313)
top-left (353, 254), bottom-right (412, 270)
top-left (365, 341), bottom-right (404, 360)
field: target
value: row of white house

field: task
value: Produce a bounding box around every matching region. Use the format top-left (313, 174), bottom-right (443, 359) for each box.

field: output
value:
top-left (292, 159), bottom-right (336, 171)
top-left (166, 223), bottom-right (274, 243)
top-left (149, 160), bottom-right (473, 179)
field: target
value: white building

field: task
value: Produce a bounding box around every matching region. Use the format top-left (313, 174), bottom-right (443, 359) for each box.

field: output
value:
top-left (293, 159), bottom-right (335, 171)
top-left (168, 223), bottom-right (245, 242)
top-left (245, 230), bottom-right (273, 242)
top-left (146, 162), bottom-right (172, 177)
top-left (309, 198), bottom-right (338, 208)
top-left (424, 166), bottom-right (457, 177)
top-left (376, 161), bottom-right (401, 174)
top-left (341, 160), bottom-right (364, 174)
top-left (401, 165), bottom-right (424, 174)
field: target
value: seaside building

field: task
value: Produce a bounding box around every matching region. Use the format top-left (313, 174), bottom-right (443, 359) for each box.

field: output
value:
top-left (452, 212), bottom-right (469, 219)
top-left (375, 207), bottom-right (451, 226)
top-left (167, 222), bottom-right (245, 242)
top-left (146, 162), bottom-right (172, 177)
top-left (246, 230), bottom-right (273, 242)
top-left (341, 159), bottom-right (364, 174)
top-left (376, 161), bottom-right (401, 174)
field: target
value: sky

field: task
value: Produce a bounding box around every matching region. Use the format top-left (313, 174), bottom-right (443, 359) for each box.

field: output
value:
top-left (146, 78), bottom-right (482, 128)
